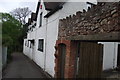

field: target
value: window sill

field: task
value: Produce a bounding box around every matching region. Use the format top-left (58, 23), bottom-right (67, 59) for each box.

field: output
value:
top-left (38, 49), bottom-right (43, 52)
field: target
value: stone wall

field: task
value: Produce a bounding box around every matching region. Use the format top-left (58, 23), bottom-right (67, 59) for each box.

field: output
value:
top-left (58, 2), bottom-right (120, 40)
top-left (54, 2), bottom-right (120, 78)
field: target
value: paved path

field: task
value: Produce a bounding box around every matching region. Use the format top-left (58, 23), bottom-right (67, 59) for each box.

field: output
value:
top-left (2, 52), bottom-right (47, 78)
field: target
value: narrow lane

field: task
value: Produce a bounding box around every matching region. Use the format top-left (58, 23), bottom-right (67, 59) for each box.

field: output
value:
top-left (2, 52), bottom-right (47, 78)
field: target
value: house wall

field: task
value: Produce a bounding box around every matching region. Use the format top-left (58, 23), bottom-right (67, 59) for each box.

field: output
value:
top-left (45, 11), bottom-right (60, 76)
top-left (44, 1), bottom-right (89, 76)
top-left (23, 1), bottom-right (94, 77)
top-left (23, 1), bottom-right (120, 77)
top-left (23, 39), bottom-right (30, 58)
top-left (59, 2), bottom-right (89, 19)
top-left (23, 39), bottom-right (26, 55)
top-left (34, 25), bottom-right (46, 69)
top-left (2, 46), bottom-right (7, 68)
top-left (31, 1), bottom-right (47, 70)
top-left (25, 29), bottom-right (36, 60)
top-left (55, 2), bottom-right (120, 78)
top-left (98, 42), bottom-right (120, 70)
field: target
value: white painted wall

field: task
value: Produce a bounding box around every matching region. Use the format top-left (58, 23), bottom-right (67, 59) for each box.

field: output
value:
top-left (60, 2), bottom-right (88, 19)
top-left (34, 26), bottom-right (46, 69)
top-left (31, 1), bottom-right (48, 70)
top-left (45, 11), bottom-right (60, 76)
top-left (98, 42), bottom-right (120, 70)
top-left (23, 39), bottom-right (29, 58)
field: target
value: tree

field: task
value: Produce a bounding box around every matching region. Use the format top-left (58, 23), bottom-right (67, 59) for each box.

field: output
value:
top-left (10, 7), bottom-right (31, 45)
top-left (1, 13), bottom-right (23, 52)
top-left (10, 7), bottom-right (31, 24)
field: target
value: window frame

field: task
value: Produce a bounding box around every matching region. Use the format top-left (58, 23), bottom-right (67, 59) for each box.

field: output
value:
top-left (27, 41), bottom-right (29, 47)
top-left (38, 39), bottom-right (44, 52)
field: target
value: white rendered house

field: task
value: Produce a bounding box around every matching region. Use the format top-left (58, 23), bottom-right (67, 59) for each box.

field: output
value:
top-left (23, 0), bottom-right (93, 77)
top-left (98, 42), bottom-right (120, 71)
top-left (23, 0), bottom-right (120, 77)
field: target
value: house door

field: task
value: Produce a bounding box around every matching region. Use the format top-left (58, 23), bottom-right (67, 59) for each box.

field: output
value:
top-left (58, 44), bottom-right (66, 78)
top-left (117, 44), bottom-right (120, 68)
top-left (77, 42), bottom-right (103, 78)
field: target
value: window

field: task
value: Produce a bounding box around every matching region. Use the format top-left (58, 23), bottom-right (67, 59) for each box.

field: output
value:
top-left (25, 41), bottom-right (27, 46)
top-left (39, 12), bottom-right (43, 27)
top-left (27, 41), bottom-right (29, 47)
top-left (32, 23), bottom-right (36, 28)
top-left (34, 23), bottom-right (36, 27)
top-left (38, 39), bottom-right (44, 52)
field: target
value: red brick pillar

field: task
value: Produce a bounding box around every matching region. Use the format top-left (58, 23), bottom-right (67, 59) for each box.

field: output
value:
top-left (54, 40), bottom-right (77, 78)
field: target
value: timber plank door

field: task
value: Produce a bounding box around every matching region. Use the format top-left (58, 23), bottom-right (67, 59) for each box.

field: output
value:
top-left (117, 44), bottom-right (120, 69)
top-left (58, 44), bottom-right (66, 78)
top-left (78, 42), bottom-right (103, 78)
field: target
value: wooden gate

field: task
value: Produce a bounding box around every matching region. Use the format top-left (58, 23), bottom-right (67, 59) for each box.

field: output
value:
top-left (77, 42), bottom-right (103, 78)
top-left (58, 44), bottom-right (66, 78)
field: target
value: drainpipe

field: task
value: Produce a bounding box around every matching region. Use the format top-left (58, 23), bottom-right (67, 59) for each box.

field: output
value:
top-left (44, 18), bottom-right (48, 71)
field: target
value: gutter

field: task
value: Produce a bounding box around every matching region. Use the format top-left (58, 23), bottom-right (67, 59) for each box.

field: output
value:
top-left (86, 2), bottom-right (97, 6)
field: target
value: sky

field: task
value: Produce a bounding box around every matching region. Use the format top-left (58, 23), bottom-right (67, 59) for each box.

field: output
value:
top-left (0, 0), bottom-right (39, 13)
top-left (0, 0), bottom-right (39, 23)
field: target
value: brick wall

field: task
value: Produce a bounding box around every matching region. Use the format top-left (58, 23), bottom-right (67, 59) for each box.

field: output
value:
top-left (54, 2), bottom-right (120, 78)
top-left (58, 2), bottom-right (120, 40)
top-left (54, 40), bottom-right (71, 78)
top-left (54, 40), bottom-right (79, 78)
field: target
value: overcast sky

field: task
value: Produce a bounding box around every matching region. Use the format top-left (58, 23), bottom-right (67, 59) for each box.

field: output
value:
top-left (0, 0), bottom-right (39, 22)
top-left (0, 0), bottom-right (39, 13)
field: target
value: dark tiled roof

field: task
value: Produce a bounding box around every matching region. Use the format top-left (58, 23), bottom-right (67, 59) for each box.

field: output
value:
top-left (35, 1), bottom-right (41, 21)
top-left (44, 2), bottom-right (65, 18)
top-left (35, 1), bottom-right (65, 19)
top-left (44, 2), bottom-right (64, 11)
top-left (44, 5), bottom-right (63, 18)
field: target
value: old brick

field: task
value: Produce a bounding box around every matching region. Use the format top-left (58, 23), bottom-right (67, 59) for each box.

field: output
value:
top-left (111, 9), bottom-right (117, 15)
top-left (112, 13), bottom-right (118, 18)
top-left (100, 19), bottom-right (107, 25)
top-left (55, 2), bottom-right (120, 78)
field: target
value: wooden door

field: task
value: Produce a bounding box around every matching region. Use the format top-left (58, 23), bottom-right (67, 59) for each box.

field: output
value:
top-left (58, 44), bottom-right (66, 78)
top-left (77, 42), bottom-right (103, 78)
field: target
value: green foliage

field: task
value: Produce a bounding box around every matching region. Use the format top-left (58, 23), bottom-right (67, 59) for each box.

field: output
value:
top-left (2, 34), bottom-right (13, 46)
top-left (1, 13), bottom-right (23, 53)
